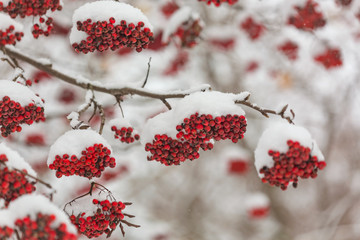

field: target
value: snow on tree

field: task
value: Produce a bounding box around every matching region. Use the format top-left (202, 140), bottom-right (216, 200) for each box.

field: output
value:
top-left (0, 0), bottom-right (359, 239)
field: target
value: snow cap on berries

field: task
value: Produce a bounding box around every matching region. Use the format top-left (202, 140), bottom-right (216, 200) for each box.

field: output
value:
top-left (0, 80), bottom-right (43, 107)
top-left (7, 194), bottom-right (77, 234)
top-left (254, 122), bottom-right (324, 177)
top-left (47, 129), bottom-right (113, 165)
top-left (69, 1), bottom-right (153, 53)
top-left (141, 91), bottom-right (247, 144)
top-left (0, 142), bottom-right (36, 177)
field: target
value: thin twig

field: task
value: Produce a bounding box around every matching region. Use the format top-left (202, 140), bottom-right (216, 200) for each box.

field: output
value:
top-left (235, 98), bottom-right (295, 124)
top-left (142, 57), bottom-right (151, 88)
top-left (161, 98), bottom-right (172, 110)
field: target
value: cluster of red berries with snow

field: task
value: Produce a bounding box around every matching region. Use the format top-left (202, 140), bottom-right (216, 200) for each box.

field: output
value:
top-left (0, 154), bottom-right (36, 207)
top-left (72, 18), bottom-right (154, 53)
top-left (145, 113), bottom-right (246, 166)
top-left (241, 17), bottom-right (265, 40)
top-left (49, 143), bottom-right (115, 179)
top-left (174, 18), bottom-right (202, 48)
top-left (0, 0), bottom-right (62, 18)
top-left (176, 113), bottom-right (246, 144)
top-left (15, 213), bottom-right (77, 240)
top-left (314, 48), bottom-right (342, 69)
top-left (111, 126), bottom-right (140, 144)
top-left (0, 25), bottom-right (23, 46)
top-left (70, 199), bottom-right (126, 238)
top-left (0, 96), bottom-right (45, 137)
top-left (260, 140), bottom-right (326, 190)
top-left (198, 0), bottom-right (238, 7)
top-left (32, 17), bottom-right (54, 38)
top-left (288, 0), bottom-right (326, 31)
top-left (0, 226), bottom-right (13, 239)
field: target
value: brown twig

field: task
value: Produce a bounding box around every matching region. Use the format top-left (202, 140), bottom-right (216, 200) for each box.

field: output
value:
top-left (141, 57), bottom-right (152, 88)
top-left (235, 95), bottom-right (295, 124)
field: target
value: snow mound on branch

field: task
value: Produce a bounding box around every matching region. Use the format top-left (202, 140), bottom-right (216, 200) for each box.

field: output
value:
top-left (0, 142), bottom-right (36, 176)
top-left (47, 129), bottom-right (113, 165)
top-left (69, 1), bottom-right (153, 44)
top-left (0, 13), bottom-right (23, 30)
top-left (141, 91), bottom-right (247, 144)
top-left (7, 194), bottom-right (77, 234)
top-left (0, 80), bottom-right (43, 107)
top-left (254, 122), bottom-right (324, 177)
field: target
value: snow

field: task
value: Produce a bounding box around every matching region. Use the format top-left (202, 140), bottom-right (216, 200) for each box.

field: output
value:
top-left (67, 111), bottom-right (81, 128)
top-left (254, 122), bottom-right (324, 177)
top-left (47, 129), bottom-right (113, 165)
top-left (0, 80), bottom-right (43, 107)
top-left (0, 13), bottom-right (23, 31)
top-left (69, 1), bottom-right (153, 44)
top-left (141, 91), bottom-right (246, 144)
top-left (0, 142), bottom-right (36, 176)
top-left (0, 210), bottom-right (13, 228)
top-left (7, 194), bottom-right (77, 234)
top-left (109, 118), bottom-right (131, 128)
top-left (245, 192), bottom-right (270, 210)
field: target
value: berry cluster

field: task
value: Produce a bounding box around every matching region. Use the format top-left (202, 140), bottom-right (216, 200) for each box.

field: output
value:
top-left (0, 96), bottom-right (45, 137)
top-left (0, 154), bottom-right (36, 206)
top-left (145, 135), bottom-right (202, 166)
top-left (0, 25), bottom-right (23, 46)
top-left (32, 17), bottom-right (54, 38)
top-left (0, 0), bottom-right (62, 18)
top-left (15, 213), bottom-right (77, 240)
top-left (174, 18), bottom-right (202, 48)
top-left (72, 18), bottom-right (154, 53)
top-left (198, 0), bottom-right (238, 7)
top-left (164, 51), bottom-right (189, 75)
top-left (70, 199), bottom-right (126, 238)
top-left (0, 226), bottom-right (13, 239)
top-left (111, 126), bottom-right (140, 144)
top-left (240, 17), bottom-right (265, 40)
top-left (176, 113), bottom-right (246, 144)
top-left (288, 0), bottom-right (326, 31)
top-left (49, 143), bottom-right (116, 179)
top-left (161, 2), bottom-right (179, 18)
top-left (145, 113), bottom-right (247, 166)
top-left (314, 48), bottom-right (342, 69)
top-left (278, 41), bottom-right (298, 60)
top-left (259, 140), bottom-right (326, 190)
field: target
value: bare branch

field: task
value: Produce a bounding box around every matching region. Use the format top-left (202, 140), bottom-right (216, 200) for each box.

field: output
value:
top-left (142, 57), bottom-right (152, 88)
top-left (235, 99), bottom-right (295, 124)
